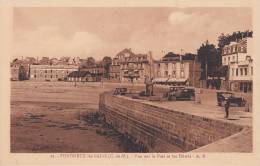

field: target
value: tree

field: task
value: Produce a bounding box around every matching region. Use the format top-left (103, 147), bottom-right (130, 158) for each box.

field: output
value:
top-left (102, 56), bottom-right (112, 79)
top-left (39, 57), bottom-right (50, 65)
top-left (218, 30), bottom-right (253, 50)
top-left (18, 65), bottom-right (28, 80)
top-left (86, 57), bottom-right (95, 67)
top-left (80, 57), bottom-right (96, 69)
top-left (197, 40), bottom-right (221, 80)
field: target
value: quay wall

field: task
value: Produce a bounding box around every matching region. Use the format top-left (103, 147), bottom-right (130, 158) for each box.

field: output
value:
top-left (99, 92), bottom-right (244, 152)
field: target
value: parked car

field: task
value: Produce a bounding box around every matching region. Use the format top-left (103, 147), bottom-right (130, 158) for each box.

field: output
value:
top-left (164, 86), bottom-right (195, 101)
top-left (139, 91), bottom-right (147, 96)
top-left (216, 91), bottom-right (246, 107)
top-left (113, 88), bottom-right (128, 95)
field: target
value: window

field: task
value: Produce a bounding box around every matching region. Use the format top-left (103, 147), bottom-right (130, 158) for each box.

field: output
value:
top-left (245, 68), bottom-right (248, 76)
top-left (157, 71), bottom-right (160, 77)
top-left (165, 71), bottom-right (168, 77)
top-left (172, 71), bottom-right (176, 78)
top-left (240, 68), bottom-right (243, 76)
top-left (228, 57), bottom-right (230, 63)
top-left (231, 46), bottom-right (233, 53)
top-left (232, 68), bottom-right (234, 76)
top-left (181, 70), bottom-right (185, 78)
top-left (165, 63), bottom-right (168, 70)
top-left (172, 63), bottom-right (176, 69)
top-left (181, 63), bottom-right (184, 69)
top-left (224, 57), bottom-right (226, 64)
top-left (236, 69), bottom-right (238, 76)
top-left (232, 56), bottom-right (235, 61)
top-left (45, 70), bottom-right (47, 73)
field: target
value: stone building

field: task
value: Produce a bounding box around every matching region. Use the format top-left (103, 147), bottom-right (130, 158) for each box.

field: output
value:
top-left (109, 64), bottom-right (120, 81)
top-left (67, 71), bottom-right (99, 82)
top-left (10, 59), bottom-right (31, 81)
top-left (79, 63), bottom-right (105, 82)
top-left (153, 53), bottom-right (201, 87)
top-left (10, 64), bottom-right (20, 81)
top-left (110, 48), bottom-right (154, 83)
top-left (222, 38), bottom-right (253, 92)
top-left (80, 64), bottom-right (105, 75)
top-left (29, 65), bottom-right (78, 81)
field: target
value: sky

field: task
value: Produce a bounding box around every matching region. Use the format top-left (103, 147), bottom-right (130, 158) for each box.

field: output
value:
top-left (13, 7), bottom-right (252, 60)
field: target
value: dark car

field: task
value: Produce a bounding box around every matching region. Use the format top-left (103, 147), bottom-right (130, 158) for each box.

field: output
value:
top-left (216, 91), bottom-right (246, 107)
top-left (113, 88), bottom-right (128, 95)
top-left (165, 86), bottom-right (195, 101)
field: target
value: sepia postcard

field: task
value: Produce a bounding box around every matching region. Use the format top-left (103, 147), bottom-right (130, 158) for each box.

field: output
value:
top-left (0, 0), bottom-right (260, 165)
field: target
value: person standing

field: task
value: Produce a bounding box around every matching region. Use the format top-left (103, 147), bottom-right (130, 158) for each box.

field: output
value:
top-left (224, 98), bottom-right (230, 119)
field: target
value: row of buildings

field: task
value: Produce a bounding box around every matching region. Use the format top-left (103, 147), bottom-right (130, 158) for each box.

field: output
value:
top-left (11, 48), bottom-right (201, 87)
top-left (108, 48), bottom-right (201, 87)
top-left (11, 37), bottom-right (253, 92)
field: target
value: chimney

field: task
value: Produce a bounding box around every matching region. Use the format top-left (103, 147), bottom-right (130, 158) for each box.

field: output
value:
top-left (180, 49), bottom-right (183, 61)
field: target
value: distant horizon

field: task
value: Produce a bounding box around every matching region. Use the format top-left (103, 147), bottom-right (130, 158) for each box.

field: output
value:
top-left (13, 7), bottom-right (252, 60)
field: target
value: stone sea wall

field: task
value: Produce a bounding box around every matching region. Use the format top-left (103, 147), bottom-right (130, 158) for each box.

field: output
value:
top-left (99, 92), bottom-right (244, 152)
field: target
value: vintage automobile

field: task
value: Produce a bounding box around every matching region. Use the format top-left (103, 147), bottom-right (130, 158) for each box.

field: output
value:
top-left (164, 86), bottom-right (195, 101)
top-left (216, 91), bottom-right (246, 107)
top-left (113, 87), bottom-right (128, 95)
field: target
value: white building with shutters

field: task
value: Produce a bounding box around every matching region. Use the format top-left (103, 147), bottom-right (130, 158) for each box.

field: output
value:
top-left (222, 37), bottom-right (253, 92)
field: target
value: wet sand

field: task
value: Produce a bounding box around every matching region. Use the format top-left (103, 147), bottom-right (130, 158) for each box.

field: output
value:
top-left (11, 81), bottom-right (125, 153)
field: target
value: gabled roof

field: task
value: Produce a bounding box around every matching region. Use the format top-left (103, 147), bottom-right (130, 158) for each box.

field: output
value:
top-left (116, 48), bottom-right (135, 57)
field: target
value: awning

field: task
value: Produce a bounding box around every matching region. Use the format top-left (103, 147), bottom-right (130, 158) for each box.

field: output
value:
top-left (175, 78), bottom-right (188, 82)
top-left (208, 76), bottom-right (225, 80)
top-left (167, 78), bottom-right (187, 83)
top-left (152, 78), bottom-right (169, 83)
top-left (167, 78), bottom-right (177, 82)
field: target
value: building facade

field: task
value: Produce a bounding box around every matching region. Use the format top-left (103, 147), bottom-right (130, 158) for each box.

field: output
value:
top-left (29, 65), bottom-right (78, 81)
top-left (109, 64), bottom-right (120, 81)
top-left (153, 54), bottom-right (201, 87)
top-left (10, 59), bottom-right (31, 81)
top-left (80, 64), bottom-right (105, 75)
top-left (79, 64), bottom-right (105, 82)
top-left (111, 48), bottom-right (153, 83)
top-left (67, 71), bottom-right (100, 82)
top-left (10, 65), bottom-right (20, 81)
top-left (222, 38), bottom-right (253, 92)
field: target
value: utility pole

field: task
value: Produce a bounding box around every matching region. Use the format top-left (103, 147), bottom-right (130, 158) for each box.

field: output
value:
top-left (206, 54), bottom-right (208, 81)
top-left (193, 55), bottom-right (195, 87)
top-left (149, 51), bottom-right (152, 80)
top-left (180, 49), bottom-right (183, 61)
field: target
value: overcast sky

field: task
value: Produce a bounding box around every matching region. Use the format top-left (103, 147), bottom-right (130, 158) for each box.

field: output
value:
top-left (13, 7), bottom-right (252, 60)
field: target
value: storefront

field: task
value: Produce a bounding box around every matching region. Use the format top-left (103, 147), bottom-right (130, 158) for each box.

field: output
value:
top-left (229, 81), bottom-right (252, 93)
